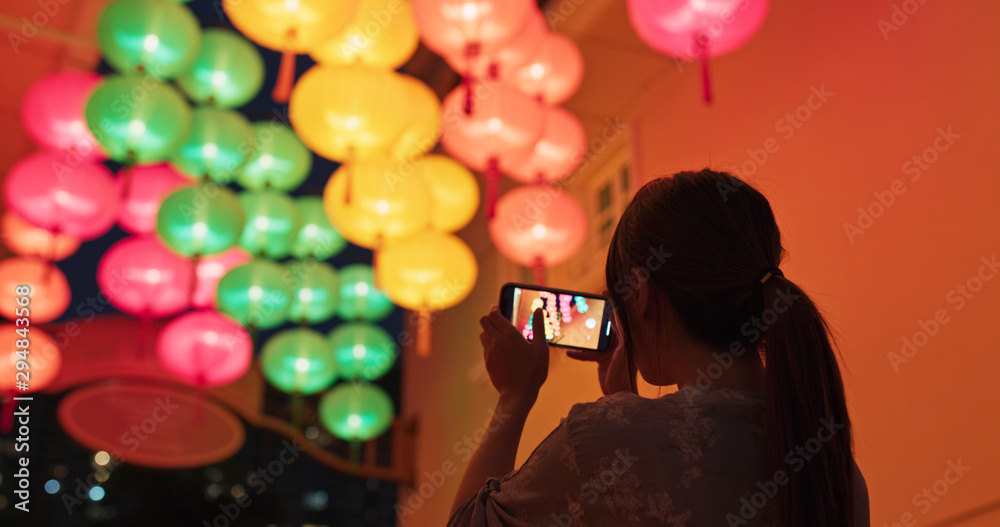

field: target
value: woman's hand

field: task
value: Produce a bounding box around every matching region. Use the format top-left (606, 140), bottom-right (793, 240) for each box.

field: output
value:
top-left (479, 306), bottom-right (549, 406)
top-left (566, 312), bottom-right (636, 396)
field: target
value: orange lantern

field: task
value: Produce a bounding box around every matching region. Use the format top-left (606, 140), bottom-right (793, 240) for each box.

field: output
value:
top-left (0, 257), bottom-right (71, 324)
top-left (413, 0), bottom-right (533, 69)
top-left (442, 7), bottom-right (545, 79)
top-left (503, 31), bottom-right (584, 105)
top-left (508, 106), bottom-right (587, 185)
top-left (0, 324), bottom-right (61, 393)
top-left (0, 211), bottom-right (80, 261)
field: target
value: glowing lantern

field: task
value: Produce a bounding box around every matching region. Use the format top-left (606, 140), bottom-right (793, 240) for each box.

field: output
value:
top-left (237, 123), bottom-right (312, 192)
top-left (291, 197), bottom-right (347, 260)
top-left (97, 0), bottom-right (201, 78)
top-left (337, 264), bottom-right (394, 322)
top-left (413, 0), bottom-right (533, 70)
top-left (0, 212), bottom-right (80, 261)
top-left (3, 151), bottom-right (118, 240)
top-left (311, 0), bottom-right (419, 69)
top-left (171, 107), bottom-right (254, 183)
top-left (508, 106), bottom-right (586, 184)
top-left (192, 247), bottom-right (253, 309)
top-left (504, 31), bottom-right (584, 105)
top-left (319, 381), bottom-right (394, 441)
top-left (289, 64), bottom-right (412, 162)
top-left (287, 260), bottom-right (339, 324)
top-left (626, 0), bottom-right (770, 102)
top-left (414, 155), bottom-right (479, 232)
top-left (176, 28), bottom-right (265, 108)
top-left (389, 76), bottom-right (442, 162)
top-left (215, 260), bottom-right (293, 329)
top-left (443, 7), bottom-right (545, 79)
top-left (489, 185), bottom-right (588, 284)
top-left (261, 328), bottom-right (338, 395)
top-left (0, 325), bottom-right (61, 393)
top-left (156, 310), bottom-right (252, 387)
top-left (116, 164), bottom-right (190, 235)
top-left (85, 75), bottom-right (192, 163)
top-left (329, 322), bottom-right (397, 381)
top-left (156, 184), bottom-right (246, 257)
top-left (238, 190), bottom-right (302, 259)
top-left (97, 237), bottom-right (193, 318)
top-left (0, 258), bottom-right (70, 324)
top-left (20, 71), bottom-right (105, 160)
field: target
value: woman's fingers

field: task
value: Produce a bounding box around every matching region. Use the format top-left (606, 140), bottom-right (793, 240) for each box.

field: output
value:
top-left (486, 307), bottom-right (516, 335)
top-left (479, 331), bottom-right (492, 350)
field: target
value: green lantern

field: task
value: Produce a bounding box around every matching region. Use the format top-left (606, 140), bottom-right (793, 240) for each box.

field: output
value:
top-left (216, 259), bottom-right (293, 329)
top-left (176, 29), bottom-right (264, 109)
top-left (156, 184), bottom-right (245, 256)
top-left (85, 75), bottom-right (192, 163)
top-left (291, 197), bottom-right (347, 260)
top-left (238, 190), bottom-right (302, 259)
top-left (287, 260), bottom-right (339, 324)
top-left (337, 264), bottom-right (394, 322)
top-left (319, 381), bottom-right (394, 442)
top-left (260, 328), bottom-right (338, 395)
top-left (97, 0), bottom-right (201, 78)
top-left (236, 123), bottom-right (312, 192)
top-left (171, 107), bottom-right (253, 182)
top-left (329, 323), bottom-right (397, 381)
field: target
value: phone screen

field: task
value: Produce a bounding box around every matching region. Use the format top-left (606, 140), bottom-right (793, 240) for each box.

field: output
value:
top-left (507, 285), bottom-right (612, 351)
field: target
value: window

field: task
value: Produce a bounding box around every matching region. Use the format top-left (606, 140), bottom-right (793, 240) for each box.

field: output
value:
top-left (621, 164), bottom-right (630, 192)
top-left (598, 184), bottom-right (612, 212)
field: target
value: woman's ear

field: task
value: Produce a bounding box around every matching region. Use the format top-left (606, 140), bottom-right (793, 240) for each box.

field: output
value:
top-left (630, 266), bottom-right (650, 316)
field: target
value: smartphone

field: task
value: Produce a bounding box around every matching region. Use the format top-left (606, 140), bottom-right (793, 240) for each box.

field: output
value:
top-left (498, 282), bottom-right (614, 352)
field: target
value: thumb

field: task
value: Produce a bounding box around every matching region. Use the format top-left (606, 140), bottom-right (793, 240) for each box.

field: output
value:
top-left (531, 307), bottom-right (547, 348)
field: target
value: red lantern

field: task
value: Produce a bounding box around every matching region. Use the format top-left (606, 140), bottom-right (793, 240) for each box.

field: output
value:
top-left (503, 31), bottom-right (584, 105)
top-left (191, 247), bottom-right (253, 309)
top-left (156, 310), bottom-right (252, 387)
top-left (413, 0), bottom-right (533, 63)
top-left (116, 164), bottom-right (191, 235)
top-left (20, 71), bottom-right (105, 160)
top-left (443, 7), bottom-right (546, 79)
top-left (508, 106), bottom-right (586, 185)
top-left (97, 237), bottom-right (193, 318)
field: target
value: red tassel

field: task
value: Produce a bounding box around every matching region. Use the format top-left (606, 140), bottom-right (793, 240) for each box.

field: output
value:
top-left (344, 164), bottom-right (353, 205)
top-left (272, 50), bottom-right (296, 104)
top-left (486, 157), bottom-right (500, 219)
top-left (463, 42), bottom-right (481, 115)
top-left (416, 307), bottom-right (432, 358)
top-left (695, 33), bottom-right (713, 104)
top-left (533, 255), bottom-right (546, 286)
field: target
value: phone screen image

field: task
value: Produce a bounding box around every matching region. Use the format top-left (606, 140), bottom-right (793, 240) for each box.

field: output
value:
top-left (510, 286), bottom-right (610, 350)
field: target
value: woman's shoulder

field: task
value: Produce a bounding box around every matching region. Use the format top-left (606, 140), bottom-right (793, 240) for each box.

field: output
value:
top-left (566, 385), bottom-right (765, 426)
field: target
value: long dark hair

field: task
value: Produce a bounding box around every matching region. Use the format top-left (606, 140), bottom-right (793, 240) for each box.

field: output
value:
top-left (605, 169), bottom-right (854, 526)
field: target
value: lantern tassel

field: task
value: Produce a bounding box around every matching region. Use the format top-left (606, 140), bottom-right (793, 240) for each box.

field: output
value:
top-left (486, 157), bottom-right (500, 219)
top-left (463, 42), bottom-right (481, 115)
top-left (533, 255), bottom-right (546, 286)
top-left (695, 33), bottom-right (713, 104)
top-left (272, 50), bottom-right (296, 104)
top-left (416, 306), bottom-right (432, 358)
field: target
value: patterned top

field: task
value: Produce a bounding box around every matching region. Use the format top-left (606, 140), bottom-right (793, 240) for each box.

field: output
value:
top-left (448, 385), bottom-right (775, 527)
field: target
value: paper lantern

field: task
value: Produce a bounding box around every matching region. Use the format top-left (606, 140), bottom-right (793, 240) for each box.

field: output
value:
top-left (237, 190), bottom-right (302, 259)
top-left (20, 71), bottom-right (105, 160)
top-left (442, 6), bottom-right (545, 79)
top-left (192, 247), bottom-right (253, 309)
top-left (310, 0), bottom-right (419, 69)
top-left (156, 184), bottom-right (246, 257)
top-left (319, 381), bottom-right (394, 441)
top-left (156, 309), bottom-right (252, 387)
top-left (0, 325), bottom-right (61, 393)
top-left (261, 328), bottom-right (338, 395)
top-left (97, 0), bottom-right (201, 78)
top-left (176, 29), bottom-right (264, 108)
top-left (389, 76), bottom-right (442, 161)
top-left (489, 185), bottom-right (587, 284)
top-left (291, 197), bottom-right (346, 260)
top-left (236, 123), bottom-right (312, 192)
top-left (0, 258), bottom-right (70, 324)
top-left (414, 155), bottom-right (479, 232)
top-left (503, 31), bottom-right (584, 105)
top-left (215, 260), bottom-right (293, 329)
top-left (0, 212), bottom-right (80, 261)
top-left (287, 260), bottom-right (339, 324)
top-left (97, 237), bottom-right (193, 318)
top-left (85, 75), bottom-right (192, 163)
top-left (329, 322), bottom-right (397, 381)
top-left (508, 106), bottom-right (586, 184)
top-left (3, 151), bottom-right (118, 240)
top-left (116, 164), bottom-right (190, 235)
top-left (337, 264), bottom-right (394, 322)
top-left (171, 108), bottom-right (253, 183)
top-left (413, 0), bottom-right (533, 63)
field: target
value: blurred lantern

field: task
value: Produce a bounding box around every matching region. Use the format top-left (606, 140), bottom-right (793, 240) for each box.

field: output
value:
top-left (215, 259), bottom-right (293, 329)
top-left (413, 155), bottom-right (478, 232)
top-left (97, 0), bottom-right (202, 78)
top-left (237, 123), bottom-right (312, 192)
top-left (337, 264), bottom-right (394, 322)
top-left (3, 151), bottom-right (118, 240)
top-left (291, 197), bottom-right (347, 260)
top-left (20, 71), bottom-right (105, 160)
top-left (0, 258), bottom-right (70, 324)
top-left (329, 322), bottom-right (396, 381)
top-left (97, 237), bottom-right (192, 318)
top-left (0, 325), bottom-right (61, 392)
top-left (488, 185), bottom-right (587, 285)
top-left (116, 164), bottom-right (189, 235)
top-left (261, 328), bottom-right (338, 395)
top-left (0, 212), bottom-right (80, 261)
top-left (440, 80), bottom-right (543, 217)
top-left (442, 7), bottom-right (545, 79)
top-left (504, 31), bottom-right (584, 105)
top-left (311, 0), bottom-right (419, 69)
top-left (323, 158), bottom-right (431, 250)
top-left (176, 29), bottom-right (265, 108)
top-left (156, 309), bottom-right (252, 386)
top-left (156, 184), bottom-right (246, 257)
top-left (508, 106), bottom-right (586, 184)
top-left (626, 0), bottom-right (769, 102)
top-left (237, 190), bottom-right (302, 259)
top-left (85, 75), bottom-right (192, 163)
top-left (171, 107), bottom-right (254, 183)
top-left (222, 0), bottom-right (361, 102)
top-left (289, 64), bottom-right (411, 162)
top-left (319, 381), bottom-right (394, 441)
top-left (287, 260), bottom-right (339, 324)
top-left (389, 76), bottom-right (442, 161)
top-left (192, 247), bottom-right (253, 309)
top-left (376, 230), bottom-right (477, 356)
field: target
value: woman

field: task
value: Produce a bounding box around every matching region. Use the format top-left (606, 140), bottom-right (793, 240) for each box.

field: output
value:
top-left (448, 169), bottom-right (870, 526)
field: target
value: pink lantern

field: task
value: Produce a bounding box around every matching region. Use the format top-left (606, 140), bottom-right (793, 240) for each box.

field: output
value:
top-left (440, 81), bottom-right (543, 217)
top-left (191, 247), bottom-right (253, 309)
top-left (116, 164), bottom-right (191, 235)
top-left (3, 151), bottom-right (119, 240)
top-left (97, 237), bottom-right (193, 318)
top-left (627, 0), bottom-right (770, 102)
top-left (20, 71), bottom-right (105, 160)
top-left (443, 7), bottom-right (546, 79)
top-left (503, 31), bottom-right (584, 105)
top-left (156, 310), bottom-right (252, 387)
top-left (488, 185), bottom-right (588, 285)
top-left (508, 106), bottom-right (587, 185)
top-left (413, 0), bottom-right (533, 63)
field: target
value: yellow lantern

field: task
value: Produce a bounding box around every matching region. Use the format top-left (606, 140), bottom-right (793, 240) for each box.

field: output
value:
top-left (390, 76), bottom-right (441, 161)
top-left (414, 155), bottom-right (479, 233)
top-left (310, 0), bottom-right (420, 70)
top-left (289, 64), bottom-right (412, 162)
